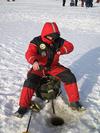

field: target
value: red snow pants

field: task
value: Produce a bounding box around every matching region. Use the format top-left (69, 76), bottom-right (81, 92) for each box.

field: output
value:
top-left (19, 65), bottom-right (79, 108)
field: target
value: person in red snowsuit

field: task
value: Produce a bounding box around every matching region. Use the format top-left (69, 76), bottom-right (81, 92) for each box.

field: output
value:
top-left (16, 22), bottom-right (83, 116)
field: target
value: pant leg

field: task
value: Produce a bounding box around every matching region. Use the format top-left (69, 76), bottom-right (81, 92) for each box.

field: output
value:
top-left (48, 65), bottom-right (80, 103)
top-left (89, 0), bottom-right (93, 7)
top-left (81, 0), bottom-right (84, 7)
top-left (63, 0), bottom-right (66, 6)
top-left (19, 71), bottom-right (42, 108)
top-left (19, 87), bottom-right (35, 108)
top-left (64, 82), bottom-right (79, 103)
top-left (75, 0), bottom-right (78, 6)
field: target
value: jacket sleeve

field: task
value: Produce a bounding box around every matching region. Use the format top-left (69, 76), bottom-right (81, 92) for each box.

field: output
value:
top-left (25, 43), bottom-right (38, 65)
top-left (59, 40), bottom-right (74, 55)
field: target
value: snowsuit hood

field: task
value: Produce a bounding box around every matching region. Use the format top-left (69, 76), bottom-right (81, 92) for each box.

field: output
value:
top-left (41, 22), bottom-right (60, 44)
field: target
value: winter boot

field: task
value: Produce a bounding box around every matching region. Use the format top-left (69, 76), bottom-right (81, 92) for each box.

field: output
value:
top-left (69, 101), bottom-right (86, 111)
top-left (14, 107), bottom-right (28, 118)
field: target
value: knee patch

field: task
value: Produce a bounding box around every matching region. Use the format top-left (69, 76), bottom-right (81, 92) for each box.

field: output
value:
top-left (23, 73), bottom-right (41, 89)
top-left (56, 70), bottom-right (76, 84)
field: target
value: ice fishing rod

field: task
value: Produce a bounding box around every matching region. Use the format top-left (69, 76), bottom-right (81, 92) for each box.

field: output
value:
top-left (50, 98), bottom-right (64, 126)
top-left (22, 109), bottom-right (33, 133)
top-left (22, 80), bottom-right (34, 133)
top-left (22, 102), bottom-right (41, 133)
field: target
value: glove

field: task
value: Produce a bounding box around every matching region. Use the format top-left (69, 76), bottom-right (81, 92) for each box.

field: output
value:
top-left (32, 61), bottom-right (40, 71)
top-left (30, 101), bottom-right (42, 112)
top-left (57, 51), bottom-right (61, 55)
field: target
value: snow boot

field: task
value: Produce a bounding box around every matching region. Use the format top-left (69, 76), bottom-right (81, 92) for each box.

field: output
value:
top-left (69, 101), bottom-right (86, 111)
top-left (14, 107), bottom-right (28, 118)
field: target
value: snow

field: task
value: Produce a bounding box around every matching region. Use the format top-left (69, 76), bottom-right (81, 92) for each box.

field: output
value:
top-left (0, 0), bottom-right (100, 133)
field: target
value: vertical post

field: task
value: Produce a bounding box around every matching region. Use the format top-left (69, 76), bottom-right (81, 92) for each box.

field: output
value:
top-left (51, 99), bottom-right (55, 114)
top-left (23, 110), bottom-right (33, 133)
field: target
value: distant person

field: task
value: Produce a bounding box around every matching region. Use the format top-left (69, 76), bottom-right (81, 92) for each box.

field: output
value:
top-left (63, 0), bottom-right (66, 6)
top-left (70, 0), bottom-right (75, 6)
top-left (81, 0), bottom-right (85, 7)
top-left (75, 0), bottom-right (78, 6)
top-left (70, 0), bottom-right (85, 7)
top-left (7, 0), bottom-right (15, 2)
top-left (96, 0), bottom-right (100, 3)
top-left (70, 0), bottom-right (78, 6)
top-left (85, 0), bottom-right (93, 7)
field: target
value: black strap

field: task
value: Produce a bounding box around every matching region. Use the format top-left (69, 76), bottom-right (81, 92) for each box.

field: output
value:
top-left (45, 38), bottom-right (64, 69)
top-left (45, 45), bottom-right (55, 69)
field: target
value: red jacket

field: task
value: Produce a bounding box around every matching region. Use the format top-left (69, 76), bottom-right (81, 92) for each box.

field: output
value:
top-left (25, 22), bottom-right (74, 68)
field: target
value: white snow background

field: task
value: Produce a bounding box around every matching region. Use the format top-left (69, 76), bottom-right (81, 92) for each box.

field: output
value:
top-left (0, 0), bottom-right (100, 133)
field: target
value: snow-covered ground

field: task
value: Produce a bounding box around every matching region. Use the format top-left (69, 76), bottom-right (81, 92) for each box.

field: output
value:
top-left (0, 0), bottom-right (100, 133)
